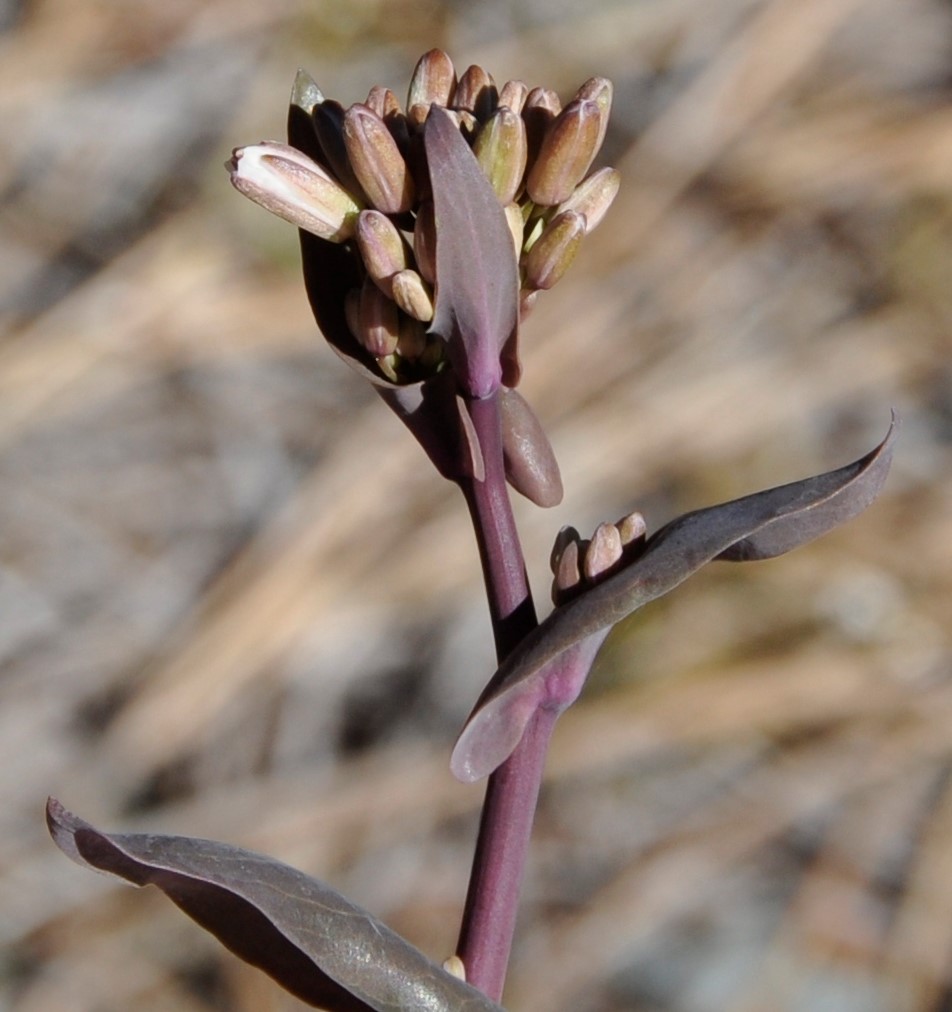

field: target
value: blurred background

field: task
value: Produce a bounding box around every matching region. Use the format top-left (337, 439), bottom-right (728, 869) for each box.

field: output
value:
top-left (1, 0), bottom-right (950, 1009)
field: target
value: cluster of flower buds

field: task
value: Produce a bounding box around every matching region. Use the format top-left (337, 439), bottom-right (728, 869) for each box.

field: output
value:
top-left (550, 511), bottom-right (647, 605)
top-left (228, 49), bottom-right (618, 385)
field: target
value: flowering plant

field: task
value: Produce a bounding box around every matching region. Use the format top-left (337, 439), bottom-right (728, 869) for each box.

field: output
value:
top-left (48, 51), bottom-right (894, 1010)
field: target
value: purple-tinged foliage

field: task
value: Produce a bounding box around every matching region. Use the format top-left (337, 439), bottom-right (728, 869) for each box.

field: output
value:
top-left (452, 417), bottom-right (896, 782)
top-left (47, 799), bottom-right (503, 1012)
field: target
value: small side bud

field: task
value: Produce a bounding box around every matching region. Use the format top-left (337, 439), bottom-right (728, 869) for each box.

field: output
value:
top-left (442, 955), bottom-right (466, 981)
top-left (365, 85), bottom-right (402, 119)
top-left (583, 522), bottom-right (623, 580)
top-left (227, 142), bottom-right (361, 242)
top-left (553, 537), bottom-right (582, 604)
top-left (413, 200), bottom-right (437, 283)
top-left (408, 49), bottom-right (457, 111)
top-left (504, 203), bottom-right (525, 260)
top-left (616, 510), bottom-right (647, 549)
top-left (524, 210), bottom-right (586, 291)
top-left (498, 79), bottom-right (529, 114)
top-left (312, 100), bottom-right (367, 201)
top-left (556, 166), bottom-right (620, 233)
top-left (526, 98), bottom-right (602, 206)
top-left (391, 268), bottom-right (434, 322)
top-left (550, 525), bottom-right (581, 574)
top-left (397, 313), bottom-right (428, 361)
top-left (357, 277), bottom-right (400, 357)
top-left (454, 64), bottom-right (498, 120)
top-left (355, 209), bottom-right (409, 296)
top-left (343, 104), bottom-right (415, 213)
top-left (473, 107), bottom-right (528, 204)
top-left (522, 87), bottom-right (561, 166)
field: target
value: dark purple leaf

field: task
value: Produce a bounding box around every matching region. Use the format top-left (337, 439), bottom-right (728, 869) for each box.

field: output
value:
top-left (453, 417), bottom-right (896, 781)
top-left (47, 799), bottom-right (503, 1012)
top-left (425, 107), bottom-right (519, 399)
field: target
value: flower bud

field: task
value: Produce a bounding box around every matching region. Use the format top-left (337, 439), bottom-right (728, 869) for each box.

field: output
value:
top-left (357, 276), bottom-right (400, 357)
top-left (355, 209), bottom-right (409, 296)
top-left (343, 103), bottom-right (415, 213)
top-left (552, 535), bottom-right (582, 603)
top-left (397, 313), bottom-right (428, 361)
top-left (550, 525), bottom-right (581, 574)
top-left (574, 76), bottom-right (613, 155)
top-left (498, 79), bottom-right (529, 114)
top-left (391, 268), bottom-right (434, 322)
top-left (473, 107), bottom-right (528, 204)
top-left (524, 210), bottom-right (586, 291)
top-left (408, 49), bottom-right (457, 113)
top-left (454, 64), bottom-right (498, 120)
top-left (583, 522), bottom-right (623, 580)
top-left (616, 510), bottom-right (647, 549)
top-left (555, 166), bottom-right (620, 233)
top-left (227, 142), bottom-right (361, 242)
top-left (312, 99), bottom-right (366, 200)
top-left (366, 84), bottom-right (401, 119)
top-left (522, 87), bottom-right (561, 168)
top-left (503, 202), bottom-right (525, 260)
top-left (526, 98), bottom-right (601, 206)
top-left (413, 200), bottom-right (437, 283)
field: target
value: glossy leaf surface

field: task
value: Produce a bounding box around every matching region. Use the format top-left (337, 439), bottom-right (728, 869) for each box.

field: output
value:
top-left (453, 418), bottom-right (896, 781)
top-left (47, 800), bottom-right (503, 1012)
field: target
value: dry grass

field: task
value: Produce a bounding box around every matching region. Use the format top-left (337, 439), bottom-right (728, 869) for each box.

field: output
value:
top-left (1, 0), bottom-right (950, 1009)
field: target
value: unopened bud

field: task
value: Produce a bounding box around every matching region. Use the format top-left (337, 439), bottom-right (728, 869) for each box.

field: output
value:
top-left (344, 287), bottom-right (361, 340)
top-left (391, 268), bottom-right (434, 322)
top-left (366, 85), bottom-right (402, 119)
top-left (523, 87), bottom-right (561, 167)
top-left (550, 525), bottom-right (581, 573)
top-left (503, 203), bottom-right (525, 260)
top-left (454, 64), bottom-right (498, 120)
top-left (574, 77), bottom-right (613, 155)
top-left (408, 49), bottom-right (457, 112)
top-left (355, 210), bottom-right (409, 296)
top-left (343, 104), bottom-right (415, 214)
top-left (442, 955), bottom-right (466, 981)
top-left (556, 166), bottom-right (620, 233)
top-left (291, 68), bottom-right (324, 115)
top-left (227, 142), bottom-right (361, 242)
top-left (413, 200), bottom-right (437, 283)
top-left (312, 100), bottom-right (367, 201)
top-left (397, 313), bottom-right (428, 361)
top-left (583, 522), bottom-right (623, 580)
top-left (524, 210), bottom-right (586, 290)
top-left (498, 79), bottom-right (529, 114)
top-left (616, 510), bottom-right (647, 549)
top-left (527, 98), bottom-right (601, 206)
top-left (357, 277), bottom-right (400, 357)
top-left (473, 107), bottom-right (528, 204)
top-left (553, 536), bottom-right (582, 603)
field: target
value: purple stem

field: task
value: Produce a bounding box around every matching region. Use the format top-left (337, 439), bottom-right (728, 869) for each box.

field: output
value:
top-left (456, 391), bottom-right (555, 1002)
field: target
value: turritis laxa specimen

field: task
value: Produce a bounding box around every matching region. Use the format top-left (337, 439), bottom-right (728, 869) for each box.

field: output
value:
top-left (48, 50), bottom-right (894, 1010)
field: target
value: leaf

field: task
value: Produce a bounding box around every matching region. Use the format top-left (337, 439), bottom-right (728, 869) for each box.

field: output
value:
top-left (425, 107), bottom-right (519, 399)
top-left (47, 799), bottom-right (503, 1012)
top-left (452, 417), bottom-right (897, 781)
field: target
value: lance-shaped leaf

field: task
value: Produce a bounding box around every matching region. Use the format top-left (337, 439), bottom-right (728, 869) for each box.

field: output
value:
top-left (425, 107), bottom-right (519, 399)
top-left (47, 799), bottom-right (503, 1012)
top-left (453, 417), bottom-right (896, 781)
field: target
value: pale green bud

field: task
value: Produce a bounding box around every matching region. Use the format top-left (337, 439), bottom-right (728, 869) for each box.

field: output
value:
top-left (391, 268), bottom-right (434, 322)
top-left (355, 210), bottom-right (409, 296)
top-left (524, 209), bottom-right (586, 290)
top-left (555, 166), bottom-right (620, 233)
top-left (473, 107), bottom-right (528, 204)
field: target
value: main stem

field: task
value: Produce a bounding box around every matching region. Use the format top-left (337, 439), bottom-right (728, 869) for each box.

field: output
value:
top-left (455, 392), bottom-right (556, 1002)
